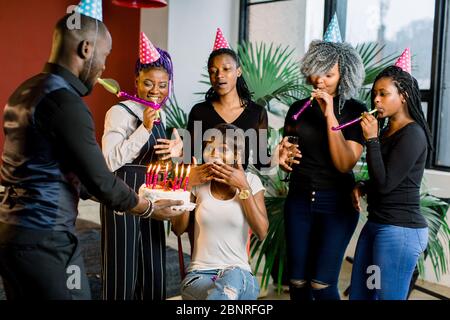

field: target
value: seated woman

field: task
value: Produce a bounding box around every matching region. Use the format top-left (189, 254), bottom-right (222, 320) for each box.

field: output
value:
top-left (171, 123), bottom-right (269, 300)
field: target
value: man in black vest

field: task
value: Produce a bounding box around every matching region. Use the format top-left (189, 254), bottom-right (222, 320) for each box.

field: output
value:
top-left (0, 13), bottom-right (182, 300)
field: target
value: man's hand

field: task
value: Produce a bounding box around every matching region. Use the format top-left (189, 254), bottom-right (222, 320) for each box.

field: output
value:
top-left (151, 199), bottom-right (185, 221)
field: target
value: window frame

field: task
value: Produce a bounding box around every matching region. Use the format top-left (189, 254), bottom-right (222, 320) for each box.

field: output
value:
top-left (324, 0), bottom-right (449, 171)
top-left (239, 0), bottom-right (450, 171)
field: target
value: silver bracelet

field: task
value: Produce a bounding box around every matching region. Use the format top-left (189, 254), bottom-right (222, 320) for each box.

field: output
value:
top-left (140, 199), bottom-right (154, 219)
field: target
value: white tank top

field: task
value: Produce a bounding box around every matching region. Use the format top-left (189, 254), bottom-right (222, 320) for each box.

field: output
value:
top-left (188, 172), bottom-right (265, 272)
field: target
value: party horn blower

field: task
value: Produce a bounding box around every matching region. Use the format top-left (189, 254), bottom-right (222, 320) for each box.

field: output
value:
top-left (292, 97), bottom-right (314, 121)
top-left (97, 78), bottom-right (161, 124)
top-left (331, 109), bottom-right (378, 131)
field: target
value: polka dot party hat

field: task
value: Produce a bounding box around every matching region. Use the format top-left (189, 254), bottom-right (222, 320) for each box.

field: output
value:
top-left (139, 32), bottom-right (160, 64)
top-left (323, 13), bottom-right (342, 43)
top-left (213, 28), bottom-right (230, 51)
top-left (76, 0), bottom-right (103, 21)
top-left (394, 48), bottom-right (412, 74)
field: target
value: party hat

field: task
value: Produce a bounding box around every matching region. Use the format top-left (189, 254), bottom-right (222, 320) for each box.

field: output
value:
top-left (323, 13), bottom-right (342, 43)
top-left (394, 48), bottom-right (412, 74)
top-left (76, 0), bottom-right (103, 21)
top-left (212, 28), bottom-right (230, 51)
top-left (139, 32), bottom-right (160, 64)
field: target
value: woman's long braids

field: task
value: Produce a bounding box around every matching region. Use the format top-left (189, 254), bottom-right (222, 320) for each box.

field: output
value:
top-left (205, 48), bottom-right (252, 107)
top-left (372, 65), bottom-right (433, 150)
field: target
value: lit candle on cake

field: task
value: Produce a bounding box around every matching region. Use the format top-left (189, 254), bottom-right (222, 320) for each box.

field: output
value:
top-left (162, 163), bottom-right (169, 189)
top-left (183, 165), bottom-right (191, 191)
top-left (177, 165), bottom-right (185, 190)
top-left (149, 165), bottom-right (153, 188)
top-left (172, 163), bottom-right (179, 191)
top-left (152, 164), bottom-right (161, 189)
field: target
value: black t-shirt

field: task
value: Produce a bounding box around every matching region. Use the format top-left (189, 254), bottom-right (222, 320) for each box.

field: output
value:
top-left (366, 122), bottom-right (428, 228)
top-left (284, 96), bottom-right (367, 191)
top-left (187, 100), bottom-right (269, 168)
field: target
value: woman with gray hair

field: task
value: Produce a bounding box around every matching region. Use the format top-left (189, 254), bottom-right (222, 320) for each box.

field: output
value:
top-left (280, 40), bottom-right (367, 300)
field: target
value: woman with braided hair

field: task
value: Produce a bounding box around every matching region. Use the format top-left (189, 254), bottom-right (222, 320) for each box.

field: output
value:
top-left (350, 64), bottom-right (431, 300)
top-left (100, 33), bottom-right (182, 300)
top-left (281, 40), bottom-right (367, 300)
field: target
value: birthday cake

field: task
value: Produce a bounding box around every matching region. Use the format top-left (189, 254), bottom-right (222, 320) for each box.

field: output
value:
top-left (139, 162), bottom-right (194, 210)
top-left (139, 185), bottom-right (191, 205)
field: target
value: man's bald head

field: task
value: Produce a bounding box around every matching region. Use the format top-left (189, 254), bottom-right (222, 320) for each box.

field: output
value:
top-left (49, 14), bottom-right (112, 94)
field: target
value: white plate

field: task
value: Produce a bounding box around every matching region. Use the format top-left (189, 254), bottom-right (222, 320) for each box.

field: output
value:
top-left (171, 202), bottom-right (196, 211)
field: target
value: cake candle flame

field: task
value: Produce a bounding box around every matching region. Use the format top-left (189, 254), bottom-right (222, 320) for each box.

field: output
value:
top-left (162, 163), bottom-right (169, 189)
top-left (146, 164), bottom-right (153, 187)
top-left (177, 165), bottom-right (185, 190)
top-left (172, 163), bottom-right (179, 191)
top-left (152, 164), bottom-right (161, 189)
top-left (183, 165), bottom-right (191, 191)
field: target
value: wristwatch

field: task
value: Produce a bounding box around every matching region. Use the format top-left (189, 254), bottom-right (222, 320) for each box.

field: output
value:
top-left (238, 189), bottom-right (251, 200)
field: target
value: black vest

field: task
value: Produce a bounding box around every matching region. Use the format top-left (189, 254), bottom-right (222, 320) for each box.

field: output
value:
top-left (0, 72), bottom-right (83, 231)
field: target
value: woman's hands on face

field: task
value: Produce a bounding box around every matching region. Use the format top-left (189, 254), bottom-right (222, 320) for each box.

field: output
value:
top-left (210, 161), bottom-right (249, 191)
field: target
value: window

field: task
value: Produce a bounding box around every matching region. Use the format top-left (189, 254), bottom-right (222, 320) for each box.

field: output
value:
top-left (435, 1), bottom-right (450, 167)
top-left (345, 0), bottom-right (435, 89)
top-left (240, 0), bottom-right (450, 170)
top-left (325, 0), bottom-right (449, 170)
top-left (239, 0), bottom-right (324, 59)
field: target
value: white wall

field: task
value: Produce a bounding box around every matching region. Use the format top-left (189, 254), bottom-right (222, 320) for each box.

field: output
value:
top-left (140, 5), bottom-right (169, 50)
top-left (141, 0), bottom-right (240, 113)
top-left (167, 0), bottom-right (240, 112)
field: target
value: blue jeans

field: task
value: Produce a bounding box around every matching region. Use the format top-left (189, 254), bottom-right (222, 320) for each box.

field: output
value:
top-left (180, 267), bottom-right (259, 300)
top-left (350, 221), bottom-right (428, 300)
top-left (284, 189), bottom-right (359, 300)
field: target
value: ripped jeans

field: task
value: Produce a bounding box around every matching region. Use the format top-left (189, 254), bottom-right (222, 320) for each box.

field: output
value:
top-left (180, 267), bottom-right (260, 300)
top-left (284, 189), bottom-right (359, 300)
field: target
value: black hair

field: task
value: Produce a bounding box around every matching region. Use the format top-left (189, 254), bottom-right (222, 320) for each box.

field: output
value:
top-left (372, 65), bottom-right (433, 150)
top-left (205, 48), bottom-right (252, 107)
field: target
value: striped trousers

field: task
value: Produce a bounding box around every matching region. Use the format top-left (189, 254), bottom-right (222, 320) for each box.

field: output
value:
top-left (100, 165), bottom-right (166, 300)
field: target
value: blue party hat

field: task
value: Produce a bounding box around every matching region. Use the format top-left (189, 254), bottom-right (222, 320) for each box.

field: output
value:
top-left (76, 0), bottom-right (103, 21)
top-left (323, 13), bottom-right (342, 43)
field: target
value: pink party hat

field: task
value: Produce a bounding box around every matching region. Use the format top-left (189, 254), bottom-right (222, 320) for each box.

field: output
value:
top-left (212, 28), bottom-right (230, 51)
top-left (394, 48), bottom-right (412, 74)
top-left (139, 32), bottom-right (160, 64)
